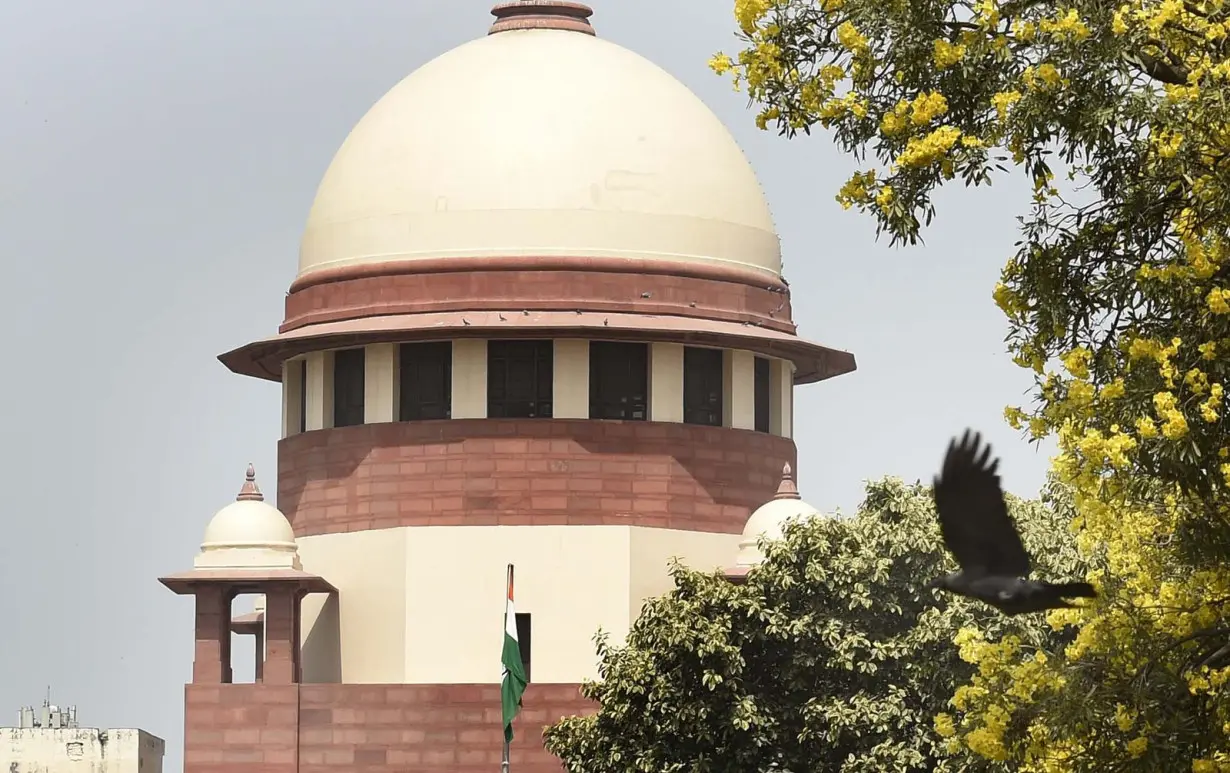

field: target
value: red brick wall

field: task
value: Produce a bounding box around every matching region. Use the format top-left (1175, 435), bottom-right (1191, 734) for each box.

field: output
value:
top-left (184, 682), bottom-right (594, 773)
top-left (278, 419), bottom-right (796, 537)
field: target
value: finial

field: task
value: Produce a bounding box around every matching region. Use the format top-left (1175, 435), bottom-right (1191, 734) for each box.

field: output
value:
top-left (772, 462), bottom-right (800, 500)
top-left (236, 463), bottom-right (264, 502)
top-left (489, 1), bottom-right (596, 36)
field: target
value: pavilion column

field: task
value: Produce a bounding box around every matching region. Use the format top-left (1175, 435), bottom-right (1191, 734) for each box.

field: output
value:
top-left (262, 585), bottom-right (302, 684)
top-left (192, 585), bottom-right (233, 684)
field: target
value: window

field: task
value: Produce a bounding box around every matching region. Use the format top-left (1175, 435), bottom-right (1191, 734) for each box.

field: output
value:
top-left (588, 341), bottom-right (648, 421)
top-left (399, 342), bottom-right (452, 421)
top-left (297, 359), bottom-right (308, 433)
top-left (332, 348), bottom-right (365, 428)
top-left (754, 356), bottom-right (771, 433)
top-left (487, 340), bottom-right (553, 419)
top-left (515, 612), bottom-right (532, 683)
top-left (683, 347), bottom-right (724, 427)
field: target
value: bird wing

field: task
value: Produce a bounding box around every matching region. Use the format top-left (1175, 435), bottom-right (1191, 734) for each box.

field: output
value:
top-left (932, 430), bottom-right (1032, 577)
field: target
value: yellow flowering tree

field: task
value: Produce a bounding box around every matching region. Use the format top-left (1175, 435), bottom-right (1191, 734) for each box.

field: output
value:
top-left (712, 0), bottom-right (1230, 770)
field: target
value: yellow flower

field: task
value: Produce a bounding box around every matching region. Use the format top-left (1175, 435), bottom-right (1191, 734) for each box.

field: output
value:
top-left (911, 91), bottom-right (950, 126)
top-left (1100, 379), bottom-right (1126, 400)
top-left (1208, 287), bottom-right (1230, 315)
top-left (935, 712), bottom-right (957, 737)
top-left (1126, 736), bottom-right (1148, 758)
top-left (991, 90), bottom-right (1022, 122)
top-left (896, 126), bottom-right (964, 168)
top-left (1061, 347), bottom-right (1093, 379)
top-left (933, 39), bottom-right (967, 69)
top-left (836, 21), bottom-right (870, 55)
top-left (708, 52), bottom-right (735, 75)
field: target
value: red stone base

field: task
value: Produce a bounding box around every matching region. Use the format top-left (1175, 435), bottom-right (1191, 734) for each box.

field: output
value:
top-left (184, 682), bottom-right (593, 773)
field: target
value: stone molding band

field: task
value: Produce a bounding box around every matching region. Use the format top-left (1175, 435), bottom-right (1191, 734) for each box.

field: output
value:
top-left (277, 419), bottom-right (797, 538)
top-left (282, 257), bottom-right (794, 335)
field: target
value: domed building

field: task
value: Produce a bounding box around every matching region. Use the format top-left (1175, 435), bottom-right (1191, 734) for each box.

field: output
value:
top-left (161, 3), bottom-right (855, 772)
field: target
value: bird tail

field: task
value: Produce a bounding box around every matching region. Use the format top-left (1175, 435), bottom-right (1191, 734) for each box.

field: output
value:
top-left (1047, 581), bottom-right (1097, 599)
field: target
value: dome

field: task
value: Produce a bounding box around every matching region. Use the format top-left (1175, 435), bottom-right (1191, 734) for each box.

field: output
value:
top-left (298, 6), bottom-right (781, 283)
top-left (194, 465), bottom-right (302, 571)
top-left (733, 464), bottom-right (820, 567)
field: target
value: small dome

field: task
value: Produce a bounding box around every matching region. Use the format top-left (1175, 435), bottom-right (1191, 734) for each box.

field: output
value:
top-left (195, 465), bottom-right (302, 571)
top-left (298, 4), bottom-right (780, 283)
top-left (733, 464), bottom-right (820, 567)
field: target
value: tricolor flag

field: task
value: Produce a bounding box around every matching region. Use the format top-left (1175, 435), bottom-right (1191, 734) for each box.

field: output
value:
top-left (500, 564), bottom-right (529, 744)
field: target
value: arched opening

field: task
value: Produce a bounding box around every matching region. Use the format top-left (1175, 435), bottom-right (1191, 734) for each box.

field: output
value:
top-left (229, 592), bottom-right (264, 684)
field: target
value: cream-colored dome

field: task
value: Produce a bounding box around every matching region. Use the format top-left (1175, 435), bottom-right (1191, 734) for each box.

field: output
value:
top-left (299, 24), bottom-right (781, 281)
top-left (195, 465), bottom-right (302, 571)
top-left (734, 464), bottom-right (820, 567)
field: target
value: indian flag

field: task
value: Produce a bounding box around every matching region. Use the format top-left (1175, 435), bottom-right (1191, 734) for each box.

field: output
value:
top-left (500, 564), bottom-right (528, 744)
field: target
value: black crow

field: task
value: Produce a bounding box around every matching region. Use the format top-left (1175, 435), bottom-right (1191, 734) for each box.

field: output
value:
top-left (927, 430), bottom-right (1098, 615)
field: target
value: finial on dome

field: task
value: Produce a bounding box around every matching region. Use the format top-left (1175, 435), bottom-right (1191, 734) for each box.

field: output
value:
top-left (772, 463), bottom-right (800, 501)
top-left (236, 463), bottom-right (264, 502)
top-left (489, 1), bottom-right (596, 36)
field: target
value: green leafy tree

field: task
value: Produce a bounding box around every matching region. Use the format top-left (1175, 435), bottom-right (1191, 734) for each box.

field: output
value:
top-left (544, 477), bottom-right (1089, 772)
top-left (709, 1), bottom-right (1230, 768)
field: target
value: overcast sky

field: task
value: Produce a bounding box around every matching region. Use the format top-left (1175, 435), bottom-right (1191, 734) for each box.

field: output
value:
top-left (0, 0), bottom-right (1053, 769)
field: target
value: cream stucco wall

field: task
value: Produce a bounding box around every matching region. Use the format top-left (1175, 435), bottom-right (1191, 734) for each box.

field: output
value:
top-left (283, 339), bottom-right (793, 438)
top-left (296, 525), bottom-right (742, 684)
top-left (0, 728), bottom-right (164, 773)
top-left (296, 528), bottom-right (408, 683)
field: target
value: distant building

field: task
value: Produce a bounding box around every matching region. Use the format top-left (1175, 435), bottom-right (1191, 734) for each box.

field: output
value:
top-left (1, 698), bottom-right (164, 772)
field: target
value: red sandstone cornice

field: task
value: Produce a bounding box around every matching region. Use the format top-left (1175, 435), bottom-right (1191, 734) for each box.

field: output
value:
top-left (287, 256), bottom-right (786, 295)
top-left (159, 568), bottom-right (336, 595)
top-left (218, 309), bottom-right (857, 384)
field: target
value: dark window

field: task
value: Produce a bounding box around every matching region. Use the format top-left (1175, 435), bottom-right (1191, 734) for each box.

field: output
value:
top-left (754, 356), bottom-right (771, 433)
top-left (399, 342), bottom-right (452, 421)
top-left (487, 340), bottom-right (553, 418)
top-left (332, 348), bottom-right (365, 428)
top-left (297, 359), bottom-right (308, 433)
top-left (515, 612), bottom-right (532, 683)
top-left (683, 347), bottom-right (724, 427)
top-left (588, 341), bottom-right (648, 421)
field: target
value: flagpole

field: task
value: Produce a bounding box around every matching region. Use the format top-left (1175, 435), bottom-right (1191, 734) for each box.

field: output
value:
top-left (502, 563), bottom-right (513, 773)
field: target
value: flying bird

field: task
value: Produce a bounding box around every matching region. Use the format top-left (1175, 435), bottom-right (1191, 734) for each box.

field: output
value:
top-left (927, 430), bottom-right (1097, 615)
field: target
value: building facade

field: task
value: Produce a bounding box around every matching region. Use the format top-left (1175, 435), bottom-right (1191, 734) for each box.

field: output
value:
top-left (160, 3), bottom-right (855, 771)
top-left (2, 699), bottom-right (165, 773)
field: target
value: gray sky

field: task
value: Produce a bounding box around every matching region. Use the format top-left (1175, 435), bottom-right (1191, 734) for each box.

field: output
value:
top-left (0, 0), bottom-right (1053, 769)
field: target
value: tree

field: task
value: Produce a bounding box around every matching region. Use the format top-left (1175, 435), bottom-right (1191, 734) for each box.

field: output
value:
top-left (543, 477), bottom-right (1089, 772)
top-left (709, 1), bottom-right (1230, 768)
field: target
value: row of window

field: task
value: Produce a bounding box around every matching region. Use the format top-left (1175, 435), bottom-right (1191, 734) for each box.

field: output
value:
top-left (296, 341), bottom-right (775, 432)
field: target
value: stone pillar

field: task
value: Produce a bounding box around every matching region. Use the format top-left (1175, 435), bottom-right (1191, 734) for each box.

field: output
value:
top-left (648, 343), bottom-right (683, 423)
top-left (364, 343), bottom-right (398, 424)
top-left (304, 351), bottom-right (334, 430)
top-left (552, 339), bottom-right (589, 419)
top-left (769, 358), bottom-right (794, 438)
top-left (192, 585), bottom-right (233, 684)
top-left (452, 339), bottom-right (489, 419)
top-left (723, 349), bottom-right (755, 430)
top-left (262, 586), bottom-right (301, 684)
